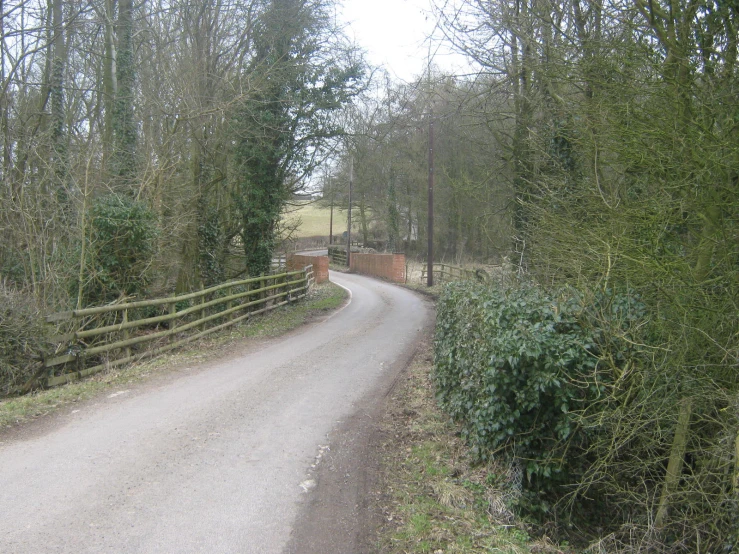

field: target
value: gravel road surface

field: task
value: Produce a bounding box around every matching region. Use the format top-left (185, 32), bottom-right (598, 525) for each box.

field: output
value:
top-left (0, 272), bottom-right (430, 553)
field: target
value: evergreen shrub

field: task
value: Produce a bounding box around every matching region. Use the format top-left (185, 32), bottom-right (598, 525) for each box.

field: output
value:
top-left (434, 282), bottom-right (647, 489)
top-left (434, 281), bottom-right (599, 487)
top-left (82, 194), bottom-right (157, 305)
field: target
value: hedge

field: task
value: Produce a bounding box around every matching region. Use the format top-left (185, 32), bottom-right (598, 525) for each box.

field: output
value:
top-left (434, 281), bottom-right (602, 488)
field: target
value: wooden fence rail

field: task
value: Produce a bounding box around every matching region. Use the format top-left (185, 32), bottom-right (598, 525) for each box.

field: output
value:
top-left (29, 267), bottom-right (314, 391)
top-left (328, 246), bottom-right (348, 266)
top-left (420, 263), bottom-right (480, 284)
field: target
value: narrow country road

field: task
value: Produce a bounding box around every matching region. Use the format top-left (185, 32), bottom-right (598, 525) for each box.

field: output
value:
top-left (0, 272), bottom-right (430, 553)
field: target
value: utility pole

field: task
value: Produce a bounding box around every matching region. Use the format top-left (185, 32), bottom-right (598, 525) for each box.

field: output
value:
top-left (346, 157), bottom-right (353, 268)
top-left (427, 114), bottom-right (434, 287)
top-left (328, 175), bottom-right (333, 245)
top-left (426, 49), bottom-right (434, 287)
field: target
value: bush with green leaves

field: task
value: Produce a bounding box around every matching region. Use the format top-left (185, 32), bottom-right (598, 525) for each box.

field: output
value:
top-left (434, 281), bottom-right (600, 486)
top-left (434, 283), bottom-right (650, 493)
top-left (0, 282), bottom-right (48, 395)
top-left (82, 194), bottom-right (157, 305)
top-left (434, 280), bottom-right (738, 546)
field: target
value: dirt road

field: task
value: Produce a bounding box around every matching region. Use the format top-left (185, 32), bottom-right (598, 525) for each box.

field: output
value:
top-left (0, 272), bottom-right (430, 553)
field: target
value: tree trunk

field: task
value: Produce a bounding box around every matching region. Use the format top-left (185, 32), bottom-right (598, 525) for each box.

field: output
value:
top-left (112, 0), bottom-right (136, 190)
top-left (655, 397), bottom-right (692, 529)
top-left (102, 0), bottom-right (116, 175)
top-left (50, 0), bottom-right (68, 211)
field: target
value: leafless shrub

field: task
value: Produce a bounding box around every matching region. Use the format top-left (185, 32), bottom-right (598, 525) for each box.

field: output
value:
top-left (0, 280), bottom-right (48, 395)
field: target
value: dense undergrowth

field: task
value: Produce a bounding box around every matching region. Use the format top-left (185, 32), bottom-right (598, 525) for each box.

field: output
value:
top-left (434, 280), bottom-right (739, 552)
top-left (0, 282), bottom-right (49, 396)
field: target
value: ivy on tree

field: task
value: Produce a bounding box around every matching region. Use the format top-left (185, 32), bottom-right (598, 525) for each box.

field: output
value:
top-left (232, 0), bottom-right (364, 276)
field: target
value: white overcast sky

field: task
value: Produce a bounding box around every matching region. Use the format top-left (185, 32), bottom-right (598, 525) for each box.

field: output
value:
top-left (337, 0), bottom-right (470, 83)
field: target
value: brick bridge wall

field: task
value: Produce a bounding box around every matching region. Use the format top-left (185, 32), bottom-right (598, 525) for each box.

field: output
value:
top-left (287, 254), bottom-right (329, 284)
top-left (350, 253), bottom-right (406, 283)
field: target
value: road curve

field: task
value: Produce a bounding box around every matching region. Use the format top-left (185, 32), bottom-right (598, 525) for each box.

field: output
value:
top-left (0, 272), bottom-right (430, 553)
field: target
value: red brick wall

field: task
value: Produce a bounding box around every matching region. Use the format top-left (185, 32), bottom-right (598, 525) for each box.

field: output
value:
top-left (287, 254), bottom-right (329, 284)
top-left (349, 253), bottom-right (406, 283)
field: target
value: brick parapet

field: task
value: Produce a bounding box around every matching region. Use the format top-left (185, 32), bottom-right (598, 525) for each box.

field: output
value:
top-left (349, 253), bottom-right (406, 283)
top-left (286, 254), bottom-right (329, 284)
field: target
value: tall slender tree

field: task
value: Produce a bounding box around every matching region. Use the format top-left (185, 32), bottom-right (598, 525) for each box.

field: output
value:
top-left (111, 0), bottom-right (136, 189)
top-left (232, 0), bottom-right (364, 275)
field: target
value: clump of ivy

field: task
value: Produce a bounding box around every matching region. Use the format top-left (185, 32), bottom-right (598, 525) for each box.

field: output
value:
top-left (197, 204), bottom-right (225, 287)
top-left (81, 193), bottom-right (157, 306)
top-left (434, 281), bottom-right (650, 522)
top-left (434, 282), bottom-right (598, 487)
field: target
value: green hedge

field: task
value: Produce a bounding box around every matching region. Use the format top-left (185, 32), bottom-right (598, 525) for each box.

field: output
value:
top-left (434, 281), bottom-right (602, 488)
top-left (82, 194), bottom-right (157, 305)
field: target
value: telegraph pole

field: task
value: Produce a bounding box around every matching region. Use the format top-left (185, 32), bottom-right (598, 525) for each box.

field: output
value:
top-left (427, 114), bottom-right (434, 287)
top-left (426, 49), bottom-right (434, 287)
top-left (328, 175), bottom-right (333, 245)
top-left (346, 157), bottom-right (353, 267)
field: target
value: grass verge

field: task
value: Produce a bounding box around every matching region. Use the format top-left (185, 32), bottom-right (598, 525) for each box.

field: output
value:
top-left (0, 282), bottom-right (347, 431)
top-left (375, 335), bottom-right (569, 554)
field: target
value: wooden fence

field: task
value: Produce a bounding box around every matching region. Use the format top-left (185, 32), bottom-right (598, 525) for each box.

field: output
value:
top-left (328, 246), bottom-right (348, 266)
top-left (30, 267), bottom-right (313, 391)
top-left (328, 242), bottom-right (364, 266)
top-left (420, 263), bottom-right (482, 284)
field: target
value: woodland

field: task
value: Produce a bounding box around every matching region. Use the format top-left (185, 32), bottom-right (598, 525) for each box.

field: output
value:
top-left (324, 0), bottom-right (738, 549)
top-left (0, 0), bottom-right (363, 309)
top-left (1, 0), bottom-right (737, 549)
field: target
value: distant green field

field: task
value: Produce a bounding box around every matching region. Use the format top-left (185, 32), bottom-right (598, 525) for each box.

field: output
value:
top-left (282, 201), bottom-right (347, 238)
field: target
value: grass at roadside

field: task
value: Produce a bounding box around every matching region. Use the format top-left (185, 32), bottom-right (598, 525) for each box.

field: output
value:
top-left (375, 336), bottom-right (568, 554)
top-left (0, 282), bottom-right (347, 431)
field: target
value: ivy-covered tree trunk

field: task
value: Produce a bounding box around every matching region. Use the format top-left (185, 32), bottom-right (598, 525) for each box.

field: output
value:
top-left (50, 0), bottom-right (68, 211)
top-left (233, 0), bottom-right (303, 276)
top-left (233, 95), bottom-right (288, 276)
top-left (102, 0), bottom-right (116, 174)
top-left (231, 0), bottom-right (364, 276)
top-left (112, 0), bottom-right (136, 190)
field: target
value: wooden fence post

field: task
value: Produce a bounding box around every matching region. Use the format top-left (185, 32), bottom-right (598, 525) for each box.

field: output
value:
top-left (200, 282), bottom-right (206, 330)
top-left (169, 295), bottom-right (177, 338)
top-left (122, 309), bottom-right (131, 360)
top-left (260, 273), bottom-right (265, 308)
